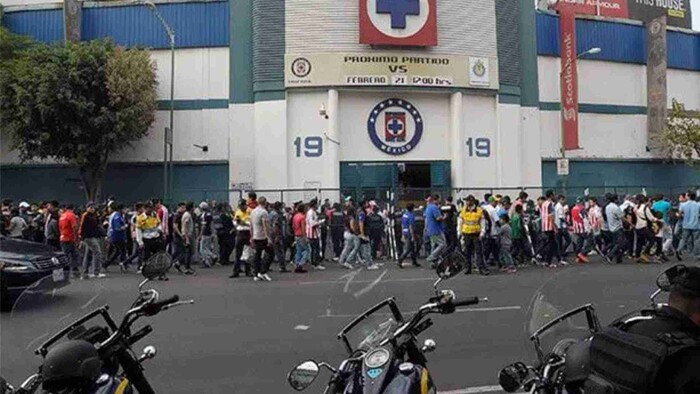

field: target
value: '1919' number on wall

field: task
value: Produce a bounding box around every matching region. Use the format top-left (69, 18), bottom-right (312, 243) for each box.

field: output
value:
top-left (294, 136), bottom-right (323, 158)
top-left (466, 137), bottom-right (491, 158)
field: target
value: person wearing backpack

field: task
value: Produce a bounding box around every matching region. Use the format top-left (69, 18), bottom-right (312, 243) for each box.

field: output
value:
top-left (586, 265), bottom-right (700, 394)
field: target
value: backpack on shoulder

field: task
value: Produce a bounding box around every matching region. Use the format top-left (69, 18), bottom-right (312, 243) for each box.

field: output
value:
top-left (585, 325), bottom-right (700, 394)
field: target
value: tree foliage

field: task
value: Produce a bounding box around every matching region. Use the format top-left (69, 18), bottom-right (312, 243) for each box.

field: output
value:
top-left (661, 99), bottom-right (700, 166)
top-left (0, 33), bottom-right (157, 201)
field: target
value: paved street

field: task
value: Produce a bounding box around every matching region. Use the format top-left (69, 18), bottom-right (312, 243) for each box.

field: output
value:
top-left (2, 258), bottom-right (697, 394)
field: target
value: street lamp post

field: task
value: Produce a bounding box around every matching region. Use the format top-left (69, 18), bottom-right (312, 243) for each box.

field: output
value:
top-left (558, 47), bottom-right (601, 195)
top-left (142, 1), bottom-right (175, 202)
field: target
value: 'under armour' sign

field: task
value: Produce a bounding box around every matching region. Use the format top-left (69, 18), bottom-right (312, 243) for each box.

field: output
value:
top-left (359, 0), bottom-right (438, 47)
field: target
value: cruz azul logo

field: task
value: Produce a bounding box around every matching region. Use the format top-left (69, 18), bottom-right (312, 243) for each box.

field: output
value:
top-left (367, 98), bottom-right (423, 155)
top-left (359, 0), bottom-right (437, 46)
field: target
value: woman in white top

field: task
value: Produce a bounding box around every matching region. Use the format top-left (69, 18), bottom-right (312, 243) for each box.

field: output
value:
top-left (634, 194), bottom-right (657, 261)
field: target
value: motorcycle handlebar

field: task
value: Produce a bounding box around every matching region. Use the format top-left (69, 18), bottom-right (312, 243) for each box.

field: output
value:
top-left (143, 295), bottom-right (179, 316)
top-left (451, 297), bottom-right (480, 308)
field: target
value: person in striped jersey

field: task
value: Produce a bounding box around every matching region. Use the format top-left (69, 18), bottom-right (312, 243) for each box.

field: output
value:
top-left (571, 197), bottom-right (589, 264)
top-left (540, 190), bottom-right (560, 268)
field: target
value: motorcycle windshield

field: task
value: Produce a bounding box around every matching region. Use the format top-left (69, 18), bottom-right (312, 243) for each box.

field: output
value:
top-left (343, 303), bottom-right (401, 353)
top-left (3, 274), bottom-right (107, 385)
top-left (526, 272), bottom-right (600, 364)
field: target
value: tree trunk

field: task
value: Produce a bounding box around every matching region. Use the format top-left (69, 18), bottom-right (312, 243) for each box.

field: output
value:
top-left (79, 160), bottom-right (107, 203)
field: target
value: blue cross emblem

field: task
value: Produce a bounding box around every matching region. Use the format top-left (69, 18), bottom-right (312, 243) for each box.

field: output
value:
top-left (376, 0), bottom-right (420, 29)
top-left (388, 117), bottom-right (404, 134)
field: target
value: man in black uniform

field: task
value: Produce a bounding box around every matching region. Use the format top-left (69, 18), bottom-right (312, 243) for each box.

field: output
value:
top-left (441, 196), bottom-right (458, 250)
top-left (625, 266), bottom-right (700, 393)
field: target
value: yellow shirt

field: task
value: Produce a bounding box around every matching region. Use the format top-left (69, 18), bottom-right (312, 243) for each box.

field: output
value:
top-left (460, 207), bottom-right (483, 235)
top-left (234, 209), bottom-right (251, 230)
top-left (136, 213), bottom-right (161, 239)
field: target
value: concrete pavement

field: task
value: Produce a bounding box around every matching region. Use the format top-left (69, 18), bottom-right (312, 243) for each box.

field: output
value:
top-left (1, 258), bottom-right (697, 393)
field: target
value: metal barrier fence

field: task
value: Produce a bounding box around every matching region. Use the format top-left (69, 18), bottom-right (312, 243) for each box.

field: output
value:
top-left (176, 185), bottom-right (700, 206)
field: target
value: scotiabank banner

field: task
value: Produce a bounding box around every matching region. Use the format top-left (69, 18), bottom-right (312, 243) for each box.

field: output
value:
top-left (559, 9), bottom-right (580, 150)
top-left (552, 0), bottom-right (691, 28)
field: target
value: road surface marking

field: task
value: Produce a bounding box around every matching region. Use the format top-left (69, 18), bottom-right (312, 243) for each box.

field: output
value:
top-left (353, 269), bottom-right (389, 298)
top-left (300, 276), bottom-right (436, 286)
top-left (320, 306), bottom-right (520, 318)
top-left (81, 293), bottom-right (101, 310)
top-left (342, 270), bottom-right (360, 293)
top-left (294, 325), bottom-right (310, 331)
top-left (438, 385), bottom-right (505, 394)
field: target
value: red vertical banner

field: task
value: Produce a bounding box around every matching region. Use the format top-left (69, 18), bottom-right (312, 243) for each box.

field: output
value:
top-left (559, 9), bottom-right (579, 151)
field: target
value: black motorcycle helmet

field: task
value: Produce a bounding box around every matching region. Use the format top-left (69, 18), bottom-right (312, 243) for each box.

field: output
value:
top-left (41, 340), bottom-right (102, 394)
top-left (669, 265), bottom-right (700, 298)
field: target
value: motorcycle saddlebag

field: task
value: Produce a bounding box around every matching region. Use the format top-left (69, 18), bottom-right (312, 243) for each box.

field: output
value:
top-left (584, 327), bottom-right (668, 394)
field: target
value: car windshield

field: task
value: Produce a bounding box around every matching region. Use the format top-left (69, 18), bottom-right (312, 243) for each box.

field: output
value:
top-left (342, 303), bottom-right (401, 353)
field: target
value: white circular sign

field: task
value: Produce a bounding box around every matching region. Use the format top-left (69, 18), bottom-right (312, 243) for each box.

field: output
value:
top-left (366, 0), bottom-right (430, 38)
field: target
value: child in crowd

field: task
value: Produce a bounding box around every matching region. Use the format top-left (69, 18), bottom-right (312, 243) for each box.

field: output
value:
top-left (499, 214), bottom-right (516, 273)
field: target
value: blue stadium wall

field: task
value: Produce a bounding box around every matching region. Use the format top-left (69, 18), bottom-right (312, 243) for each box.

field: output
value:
top-left (536, 12), bottom-right (699, 189)
top-left (0, 162), bottom-right (229, 204)
top-left (1, 1), bottom-right (230, 203)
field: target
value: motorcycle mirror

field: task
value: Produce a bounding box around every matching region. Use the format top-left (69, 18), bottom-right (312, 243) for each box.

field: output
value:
top-left (141, 252), bottom-right (172, 280)
top-left (656, 264), bottom-right (687, 292)
top-left (421, 339), bottom-right (436, 353)
top-left (139, 345), bottom-right (157, 362)
top-left (287, 360), bottom-right (320, 391)
top-left (498, 362), bottom-right (528, 393)
top-left (435, 252), bottom-right (465, 280)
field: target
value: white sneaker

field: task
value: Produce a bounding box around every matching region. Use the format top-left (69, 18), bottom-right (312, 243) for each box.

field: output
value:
top-left (254, 274), bottom-right (262, 281)
top-left (314, 265), bottom-right (327, 271)
top-left (95, 273), bottom-right (107, 279)
top-left (262, 273), bottom-right (272, 281)
top-left (332, 257), bottom-right (339, 262)
top-left (342, 262), bottom-right (354, 270)
top-left (366, 264), bottom-right (380, 270)
top-left (559, 260), bottom-right (569, 266)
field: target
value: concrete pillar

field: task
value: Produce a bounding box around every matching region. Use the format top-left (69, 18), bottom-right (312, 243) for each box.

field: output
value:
top-left (326, 89), bottom-right (341, 188)
top-left (449, 92), bottom-right (463, 188)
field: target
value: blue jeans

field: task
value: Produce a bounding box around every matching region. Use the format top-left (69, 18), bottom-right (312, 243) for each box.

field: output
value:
top-left (294, 236), bottom-right (310, 267)
top-left (679, 229), bottom-right (700, 257)
top-left (340, 231), bottom-right (360, 264)
top-left (82, 237), bottom-right (103, 275)
top-left (61, 242), bottom-right (80, 271)
top-left (427, 233), bottom-right (446, 263)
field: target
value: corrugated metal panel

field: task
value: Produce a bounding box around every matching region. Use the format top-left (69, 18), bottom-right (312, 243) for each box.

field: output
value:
top-left (82, 2), bottom-right (229, 49)
top-left (537, 12), bottom-right (700, 71)
top-left (286, 0), bottom-right (497, 57)
top-left (4, 9), bottom-right (64, 43)
top-left (253, 0), bottom-right (285, 84)
top-left (495, 0), bottom-right (520, 86)
top-left (668, 31), bottom-right (700, 70)
top-left (5, 2), bottom-right (228, 48)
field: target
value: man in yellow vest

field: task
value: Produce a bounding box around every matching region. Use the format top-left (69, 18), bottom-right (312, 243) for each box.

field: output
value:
top-left (459, 195), bottom-right (489, 276)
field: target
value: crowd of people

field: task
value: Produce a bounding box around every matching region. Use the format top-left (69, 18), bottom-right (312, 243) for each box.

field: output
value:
top-left (1, 188), bottom-right (699, 280)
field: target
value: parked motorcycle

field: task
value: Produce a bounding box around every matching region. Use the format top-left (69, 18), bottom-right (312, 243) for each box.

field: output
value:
top-left (287, 255), bottom-right (486, 394)
top-left (1, 254), bottom-right (193, 394)
top-left (498, 265), bottom-right (680, 394)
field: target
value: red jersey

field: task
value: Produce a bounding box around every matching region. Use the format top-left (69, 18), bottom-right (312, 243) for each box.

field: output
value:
top-left (541, 201), bottom-right (555, 232)
top-left (571, 205), bottom-right (586, 234)
top-left (292, 212), bottom-right (305, 237)
top-left (59, 210), bottom-right (78, 243)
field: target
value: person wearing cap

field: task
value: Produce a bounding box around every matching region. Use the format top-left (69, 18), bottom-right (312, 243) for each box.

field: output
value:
top-left (625, 265), bottom-right (700, 393)
top-left (397, 203), bottom-right (420, 268)
top-left (198, 201), bottom-right (216, 268)
top-left (459, 196), bottom-right (487, 275)
top-left (79, 203), bottom-right (106, 279)
top-left (7, 207), bottom-right (28, 239)
top-left (441, 196), bottom-right (458, 251)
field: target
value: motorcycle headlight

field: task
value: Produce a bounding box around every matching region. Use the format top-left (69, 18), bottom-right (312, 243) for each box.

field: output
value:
top-left (0, 261), bottom-right (31, 272)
